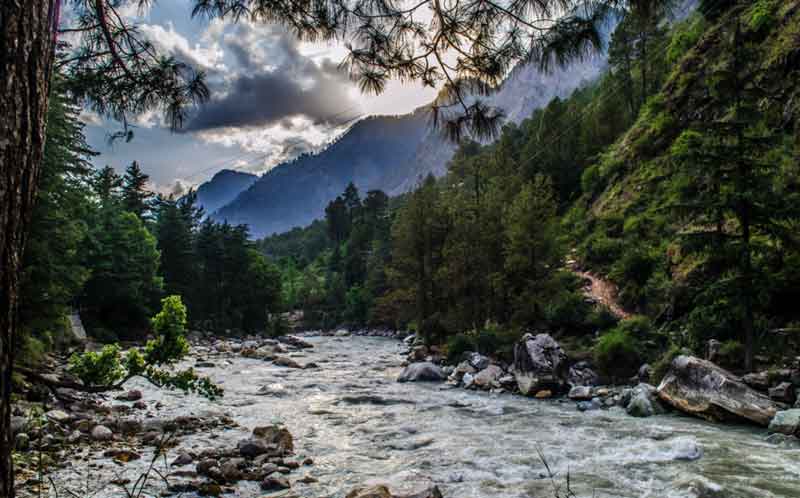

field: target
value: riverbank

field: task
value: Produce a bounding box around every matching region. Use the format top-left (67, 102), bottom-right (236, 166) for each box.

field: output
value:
top-left (11, 334), bottom-right (800, 498)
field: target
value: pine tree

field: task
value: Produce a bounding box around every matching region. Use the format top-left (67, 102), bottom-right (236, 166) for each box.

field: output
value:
top-left (122, 161), bottom-right (153, 220)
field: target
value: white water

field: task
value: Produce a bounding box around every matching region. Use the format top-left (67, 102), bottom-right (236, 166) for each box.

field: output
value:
top-left (45, 336), bottom-right (800, 497)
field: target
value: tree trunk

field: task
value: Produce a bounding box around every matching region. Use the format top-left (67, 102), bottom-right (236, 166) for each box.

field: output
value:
top-left (1, 1), bottom-right (56, 497)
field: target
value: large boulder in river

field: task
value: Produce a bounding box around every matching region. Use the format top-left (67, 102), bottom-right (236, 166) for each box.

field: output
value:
top-left (657, 356), bottom-right (779, 426)
top-left (397, 362), bottom-right (445, 382)
top-left (625, 383), bottom-right (667, 418)
top-left (513, 333), bottom-right (568, 396)
top-left (346, 485), bottom-right (443, 498)
top-left (768, 409), bottom-right (800, 436)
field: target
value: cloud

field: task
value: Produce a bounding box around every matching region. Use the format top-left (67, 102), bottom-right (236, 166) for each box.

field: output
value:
top-left (183, 22), bottom-right (360, 131)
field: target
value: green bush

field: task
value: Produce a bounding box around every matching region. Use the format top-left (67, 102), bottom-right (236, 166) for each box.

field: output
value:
top-left (587, 307), bottom-right (620, 332)
top-left (651, 344), bottom-right (685, 385)
top-left (68, 344), bottom-right (126, 386)
top-left (475, 322), bottom-right (519, 359)
top-left (717, 340), bottom-right (744, 368)
top-left (580, 164), bottom-right (604, 194)
top-left (583, 233), bottom-right (623, 267)
top-left (594, 327), bottom-right (643, 381)
top-left (446, 333), bottom-right (473, 363)
top-left (145, 295), bottom-right (189, 365)
top-left (748, 0), bottom-right (775, 32)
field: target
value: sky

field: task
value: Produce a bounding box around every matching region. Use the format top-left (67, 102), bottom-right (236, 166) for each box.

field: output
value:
top-left (83, 0), bottom-right (439, 194)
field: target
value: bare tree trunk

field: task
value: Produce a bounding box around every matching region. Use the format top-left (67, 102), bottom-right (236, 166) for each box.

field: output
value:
top-left (1, 1), bottom-right (55, 496)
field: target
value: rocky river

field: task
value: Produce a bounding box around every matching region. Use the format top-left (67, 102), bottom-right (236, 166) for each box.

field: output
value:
top-left (23, 336), bottom-right (800, 498)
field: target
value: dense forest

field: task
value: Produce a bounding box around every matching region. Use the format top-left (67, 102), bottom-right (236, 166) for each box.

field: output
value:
top-left (17, 80), bottom-right (282, 366)
top-left (260, 1), bottom-right (800, 381)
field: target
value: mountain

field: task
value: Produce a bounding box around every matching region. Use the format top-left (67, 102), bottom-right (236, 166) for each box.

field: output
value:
top-left (213, 57), bottom-right (607, 237)
top-left (194, 169), bottom-right (258, 215)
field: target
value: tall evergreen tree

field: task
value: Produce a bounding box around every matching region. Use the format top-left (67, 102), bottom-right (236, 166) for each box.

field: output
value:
top-left (122, 161), bottom-right (153, 220)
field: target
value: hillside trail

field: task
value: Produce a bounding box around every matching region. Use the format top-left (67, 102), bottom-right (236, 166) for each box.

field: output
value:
top-left (567, 257), bottom-right (632, 320)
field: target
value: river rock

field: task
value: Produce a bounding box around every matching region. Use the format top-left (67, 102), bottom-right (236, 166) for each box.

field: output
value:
top-left (742, 371), bottom-right (770, 391)
top-left (577, 399), bottom-right (602, 412)
top-left (626, 384), bottom-right (666, 418)
top-left (220, 458), bottom-right (244, 481)
top-left (11, 416), bottom-right (27, 436)
top-left (238, 439), bottom-right (271, 458)
top-left (657, 356), bottom-right (779, 426)
top-left (274, 356), bottom-right (303, 369)
top-left (397, 362), bottom-right (445, 382)
top-left (513, 333), bottom-right (568, 396)
top-left (115, 389), bottom-right (143, 401)
top-left (473, 365), bottom-right (504, 389)
top-left (637, 364), bottom-right (652, 383)
top-left (46, 409), bottom-right (71, 424)
top-left (769, 382), bottom-right (796, 404)
top-left (172, 452), bottom-right (195, 466)
top-left (91, 425), bottom-right (113, 441)
top-left (767, 409), bottom-right (800, 436)
top-left (462, 372), bottom-right (475, 388)
top-left (568, 386), bottom-right (593, 401)
top-left (261, 475), bottom-right (291, 491)
top-left (253, 425), bottom-right (294, 455)
top-left (468, 352), bottom-right (491, 370)
top-left (568, 361), bottom-right (599, 387)
top-left (196, 458), bottom-right (219, 475)
top-left (346, 485), bottom-right (444, 498)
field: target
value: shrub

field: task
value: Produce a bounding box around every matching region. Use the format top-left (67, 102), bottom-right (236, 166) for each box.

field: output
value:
top-left (475, 322), bottom-right (519, 359)
top-left (580, 164), bottom-right (604, 194)
top-left (68, 344), bottom-right (125, 386)
top-left (717, 340), bottom-right (744, 369)
top-left (587, 307), bottom-right (620, 332)
top-left (583, 233), bottom-right (623, 268)
top-left (650, 344), bottom-right (685, 385)
top-left (446, 333), bottom-right (473, 363)
top-left (145, 295), bottom-right (189, 365)
top-left (594, 327), bottom-right (643, 381)
top-left (543, 290), bottom-right (593, 334)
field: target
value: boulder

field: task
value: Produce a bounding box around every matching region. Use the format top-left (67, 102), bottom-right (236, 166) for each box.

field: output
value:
top-left (347, 486), bottom-right (392, 498)
top-left (467, 353), bottom-right (490, 371)
top-left (637, 364), bottom-right (652, 384)
top-left (626, 384), bottom-right (666, 418)
top-left (767, 409), bottom-right (800, 436)
top-left (577, 399), bottom-right (601, 412)
top-left (568, 386), bottom-right (593, 401)
top-left (472, 365), bottom-right (504, 389)
top-left (261, 476), bottom-right (291, 491)
top-left (45, 410), bottom-right (71, 424)
top-left (513, 333), bottom-right (568, 396)
top-left (657, 356), bottom-right (779, 426)
top-left (237, 439), bottom-right (272, 458)
top-left (568, 361), bottom-right (599, 387)
top-left (769, 382), bottom-right (796, 405)
top-left (252, 425), bottom-right (294, 455)
top-left (461, 372), bottom-right (475, 389)
top-left (397, 362), bottom-right (445, 382)
top-left (742, 371), bottom-right (770, 391)
top-left (273, 356), bottom-right (303, 369)
top-left (115, 389), bottom-right (143, 402)
top-left (91, 425), bottom-right (113, 441)
top-left (277, 335), bottom-right (314, 349)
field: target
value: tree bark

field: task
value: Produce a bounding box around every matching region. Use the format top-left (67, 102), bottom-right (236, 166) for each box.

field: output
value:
top-left (1, 1), bottom-right (56, 497)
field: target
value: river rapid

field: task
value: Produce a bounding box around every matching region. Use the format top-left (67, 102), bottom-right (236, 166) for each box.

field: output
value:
top-left (48, 336), bottom-right (800, 498)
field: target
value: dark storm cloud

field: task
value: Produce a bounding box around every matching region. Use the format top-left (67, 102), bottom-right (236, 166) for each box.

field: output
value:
top-left (184, 23), bottom-right (358, 131)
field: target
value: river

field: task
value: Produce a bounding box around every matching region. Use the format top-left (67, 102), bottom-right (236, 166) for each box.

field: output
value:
top-left (45, 336), bottom-right (800, 498)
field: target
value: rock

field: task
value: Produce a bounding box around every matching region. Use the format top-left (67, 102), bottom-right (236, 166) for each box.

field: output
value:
top-left (198, 482), bottom-right (222, 497)
top-left (451, 361), bottom-right (476, 380)
top-left (261, 476), bottom-right (291, 491)
top-left (346, 486), bottom-right (392, 498)
top-left (577, 399), bottom-right (601, 412)
top-left (626, 384), bottom-right (666, 418)
top-left (296, 475), bottom-right (318, 484)
top-left (115, 389), bottom-right (143, 402)
top-left (409, 345), bottom-right (429, 362)
top-left (253, 425), bottom-right (294, 455)
top-left (468, 352), bottom-right (490, 370)
top-left (257, 383), bottom-right (288, 397)
top-left (657, 356), bottom-right (779, 426)
top-left (15, 433), bottom-right (30, 451)
top-left (637, 363), bottom-right (651, 383)
top-left (172, 452), bottom-right (194, 466)
top-left (568, 386), bottom-right (593, 401)
top-left (769, 382), bottom-right (796, 405)
top-left (513, 333), bottom-right (568, 396)
top-left (742, 371), bottom-right (770, 391)
top-left (334, 329), bottom-right (351, 337)
top-left (195, 361), bottom-right (216, 368)
top-left (91, 425), bottom-right (113, 441)
top-left (277, 335), bottom-right (314, 349)
top-left (472, 365), bottom-right (504, 389)
top-left (535, 390), bottom-right (552, 399)
top-left (220, 458), bottom-right (244, 481)
top-left (274, 356), bottom-right (303, 369)
top-left (237, 439), bottom-right (272, 458)
top-left (461, 372), bottom-right (475, 388)
top-left (11, 416), bottom-right (27, 436)
top-left (103, 449), bottom-right (142, 463)
top-left (397, 362), bottom-right (445, 382)
top-left (768, 409), bottom-right (800, 436)
top-left (670, 438), bottom-right (703, 461)
top-left (132, 401), bottom-right (147, 410)
top-left (45, 410), bottom-right (71, 424)
top-left (568, 361), bottom-right (600, 387)
top-left (196, 459), bottom-right (219, 476)
top-left (705, 339), bottom-right (721, 363)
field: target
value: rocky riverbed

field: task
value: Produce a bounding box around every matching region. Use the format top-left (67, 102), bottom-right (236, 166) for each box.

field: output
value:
top-left (13, 335), bottom-right (800, 498)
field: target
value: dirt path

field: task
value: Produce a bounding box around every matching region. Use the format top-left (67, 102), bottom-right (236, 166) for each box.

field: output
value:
top-left (571, 268), bottom-right (631, 320)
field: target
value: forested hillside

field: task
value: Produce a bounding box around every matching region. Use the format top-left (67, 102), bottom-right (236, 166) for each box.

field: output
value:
top-left (260, 0), bottom-right (800, 380)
